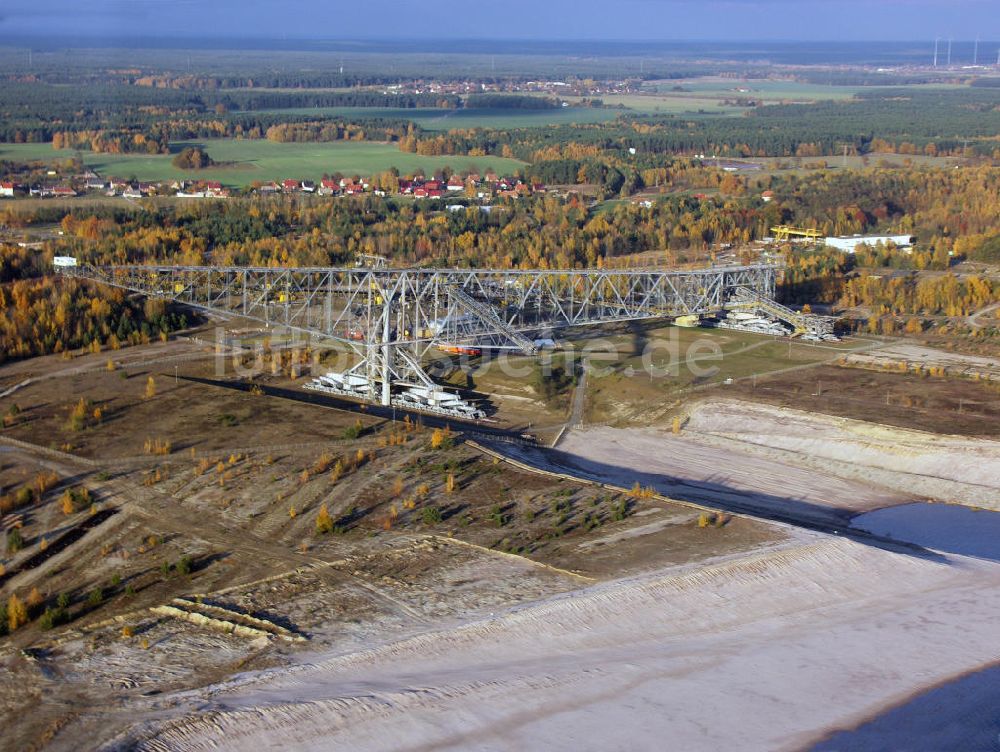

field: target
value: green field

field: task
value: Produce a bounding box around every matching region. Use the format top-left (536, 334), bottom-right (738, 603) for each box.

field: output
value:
top-left (0, 139), bottom-right (525, 185)
top-left (258, 105), bottom-right (625, 130)
top-left (642, 77), bottom-right (866, 101)
top-left (562, 94), bottom-right (743, 115)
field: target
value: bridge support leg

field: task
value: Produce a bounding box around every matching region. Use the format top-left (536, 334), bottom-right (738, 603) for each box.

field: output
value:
top-left (381, 304), bottom-right (392, 406)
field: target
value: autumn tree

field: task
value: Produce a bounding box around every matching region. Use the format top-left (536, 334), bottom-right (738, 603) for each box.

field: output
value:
top-left (7, 593), bottom-right (28, 632)
top-left (315, 503), bottom-right (334, 534)
top-left (171, 146), bottom-right (214, 169)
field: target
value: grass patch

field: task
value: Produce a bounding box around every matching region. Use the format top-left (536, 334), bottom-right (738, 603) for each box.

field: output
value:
top-left (0, 138), bottom-right (524, 185)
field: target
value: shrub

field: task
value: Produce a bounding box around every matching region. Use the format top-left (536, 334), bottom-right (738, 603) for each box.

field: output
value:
top-left (6, 527), bottom-right (24, 555)
top-left (39, 606), bottom-right (67, 631)
top-left (143, 438), bottom-right (171, 455)
top-left (61, 487), bottom-right (92, 515)
top-left (330, 460), bottom-right (344, 482)
top-left (612, 499), bottom-right (631, 522)
top-left (26, 586), bottom-right (43, 614)
top-left (15, 487), bottom-right (34, 508)
top-left (67, 398), bottom-right (89, 431)
top-left (315, 504), bottom-right (334, 534)
top-left (312, 452), bottom-right (335, 474)
top-left (87, 587), bottom-right (104, 607)
top-left (489, 505), bottom-right (508, 527)
top-left (7, 593), bottom-right (28, 632)
top-left (176, 555), bottom-right (192, 576)
top-left (430, 427), bottom-right (453, 450)
top-left (421, 506), bottom-right (443, 525)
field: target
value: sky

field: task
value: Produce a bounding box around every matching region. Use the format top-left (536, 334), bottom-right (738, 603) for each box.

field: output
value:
top-left (0, 0), bottom-right (996, 42)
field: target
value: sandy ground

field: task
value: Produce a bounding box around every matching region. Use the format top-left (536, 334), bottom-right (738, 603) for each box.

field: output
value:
top-left (111, 532), bottom-right (1000, 752)
top-left (552, 425), bottom-right (907, 526)
top-left (542, 399), bottom-right (1000, 519)
top-left (682, 399), bottom-right (1000, 510)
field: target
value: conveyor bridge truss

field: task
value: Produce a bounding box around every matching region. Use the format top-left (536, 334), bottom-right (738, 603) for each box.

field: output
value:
top-left (61, 262), bottom-right (779, 409)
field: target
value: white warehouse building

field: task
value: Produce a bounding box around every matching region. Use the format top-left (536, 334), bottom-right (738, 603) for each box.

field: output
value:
top-left (824, 234), bottom-right (915, 253)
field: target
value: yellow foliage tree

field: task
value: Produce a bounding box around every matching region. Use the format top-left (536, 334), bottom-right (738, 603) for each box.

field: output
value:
top-left (315, 503), bottom-right (334, 534)
top-left (7, 593), bottom-right (28, 632)
top-left (61, 490), bottom-right (75, 515)
top-left (26, 587), bottom-right (43, 612)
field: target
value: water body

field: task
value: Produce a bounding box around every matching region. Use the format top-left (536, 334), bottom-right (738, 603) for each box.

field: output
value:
top-left (851, 502), bottom-right (1000, 563)
top-left (812, 663), bottom-right (1000, 752)
top-left (816, 505), bottom-right (1000, 751)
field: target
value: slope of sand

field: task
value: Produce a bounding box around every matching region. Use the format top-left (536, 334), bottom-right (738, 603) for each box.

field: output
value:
top-left (115, 534), bottom-right (1000, 751)
top-left (682, 399), bottom-right (1000, 509)
top-left (551, 425), bottom-right (908, 526)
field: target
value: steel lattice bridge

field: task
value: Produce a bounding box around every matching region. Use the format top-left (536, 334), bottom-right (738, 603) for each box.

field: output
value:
top-left (58, 260), bottom-right (823, 419)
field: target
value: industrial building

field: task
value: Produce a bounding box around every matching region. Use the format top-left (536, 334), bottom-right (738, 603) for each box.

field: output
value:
top-left (824, 234), bottom-right (915, 253)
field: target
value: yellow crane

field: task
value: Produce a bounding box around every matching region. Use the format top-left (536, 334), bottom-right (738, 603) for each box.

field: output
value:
top-left (771, 225), bottom-right (823, 243)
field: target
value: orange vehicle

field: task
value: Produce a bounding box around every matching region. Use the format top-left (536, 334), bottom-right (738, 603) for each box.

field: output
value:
top-left (436, 344), bottom-right (482, 357)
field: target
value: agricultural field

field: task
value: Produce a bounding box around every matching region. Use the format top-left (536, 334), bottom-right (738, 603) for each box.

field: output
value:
top-left (641, 76), bottom-right (867, 101)
top-left (561, 93), bottom-right (744, 115)
top-left (257, 104), bottom-right (626, 130)
top-left (0, 139), bottom-right (524, 185)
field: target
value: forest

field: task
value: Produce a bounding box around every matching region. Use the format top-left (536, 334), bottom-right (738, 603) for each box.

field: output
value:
top-left (0, 274), bottom-right (191, 362)
top-left (401, 89), bottom-right (1000, 163)
top-left (1, 163), bottom-right (996, 307)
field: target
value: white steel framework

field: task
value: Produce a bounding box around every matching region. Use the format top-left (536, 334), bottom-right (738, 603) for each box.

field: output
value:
top-left (60, 262), bottom-right (781, 407)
